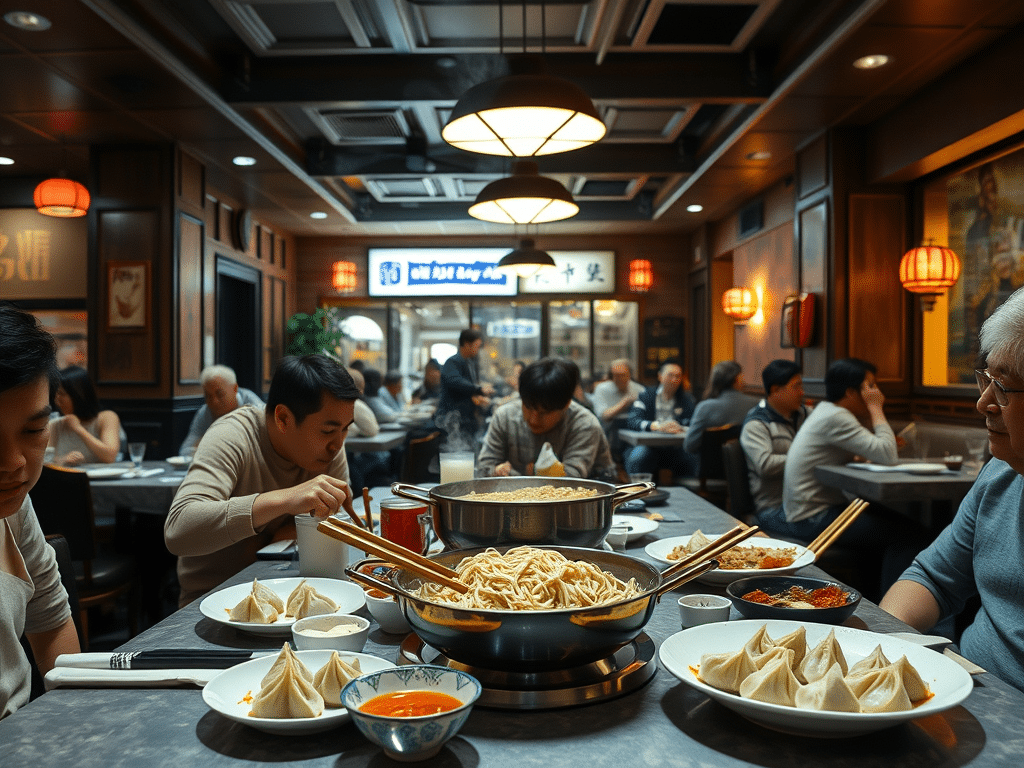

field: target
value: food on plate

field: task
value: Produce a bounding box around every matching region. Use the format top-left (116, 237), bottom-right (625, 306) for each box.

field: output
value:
top-left (229, 593), bottom-right (280, 624)
top-left (696, 625), bottom-right (932, 713)
top-left (773, 625), bottom-right (807, 666)
top-left (666, 530), bottom-right (797, 569)
top-left (286, 579), bottom-right (340, 619)
top-left (312, 651), bottom-right (362, 708)
top-left (250, 644), bottom-right (324, 718)
top-left (252, 578), bottom-right (285, 612)
top-left (359, 690), bottom-right (464, 717)
top-left (741, 584), bottom-right (852, 609)
top-left (456, 486), bottom-right (598, 502)
top-left (412, 545), bottom-right (642, 610)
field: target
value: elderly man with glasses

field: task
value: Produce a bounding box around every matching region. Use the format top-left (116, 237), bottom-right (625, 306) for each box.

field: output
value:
top-left (881, 286), bottom-right (1024, 693)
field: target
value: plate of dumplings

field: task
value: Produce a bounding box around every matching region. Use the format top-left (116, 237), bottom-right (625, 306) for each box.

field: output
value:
top-left (659, 620), bottom-right (974, 737)
top-left (203, 644), bottom-right (395, 734)
top-left (199, 577), bottom-right (366, 636)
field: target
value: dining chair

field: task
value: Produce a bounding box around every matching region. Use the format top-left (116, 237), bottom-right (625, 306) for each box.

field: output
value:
top-left (28, 465), bottom-right (137, 649)
top-left (681, 423), bottom-right (741, 509)
top-left (721, 438), bottom-right (756, 523)
top-left (400, 430), bottom-right (442, 484)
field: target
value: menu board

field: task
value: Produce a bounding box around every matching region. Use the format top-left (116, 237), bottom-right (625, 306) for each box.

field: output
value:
top-left (367, 248), bottom-right (516, 296)
top-left (642, 316), bottom-right (685, 380)
top-left (0, 209), bottom-right (87, 299)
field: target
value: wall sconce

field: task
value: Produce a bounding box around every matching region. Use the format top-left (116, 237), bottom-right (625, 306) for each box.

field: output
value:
top-left (722, 287), bottom-right (757, 323)
top-left (34, 177), bottom-right (90, 218)
top-left (899, 244), bottom-right (961, 311)
top-left (628, 259), bottom-right (653, 293)
top-left (332, 260), bottom-right (357, 294)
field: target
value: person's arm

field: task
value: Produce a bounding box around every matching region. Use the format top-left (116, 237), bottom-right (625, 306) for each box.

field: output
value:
top-left (179, 405), bottom-right (212, 456)
top-left (739, 421), bottom-right (785, 480)
top-left (624, 397), bottom-right (651, 431)
top-left (60, 411), bottom-right (121, 463)
top-left (832, 408), bottom-right (898, 465)
top-left (441, 358), bottom-right (483, 399)
top-left (476, 407), bottom-right (515, 477)
top-left (27, 618), bottom-right (80, 675)
top-left (879, 581), bottom-right (942, 633)
top-left (683, 401), bottom-right (710, 453)
top-left (350, 399), bottom-right (379, 437)
top-left (558, 409), bottom-right (604, 478)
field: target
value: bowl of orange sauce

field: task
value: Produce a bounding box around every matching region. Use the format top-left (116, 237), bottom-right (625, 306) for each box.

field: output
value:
top-left (341, 665), bottom-right (481, 761)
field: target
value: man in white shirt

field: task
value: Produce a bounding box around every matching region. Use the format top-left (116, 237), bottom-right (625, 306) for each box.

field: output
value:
top-left (590, 359), bottom-right (644, 464)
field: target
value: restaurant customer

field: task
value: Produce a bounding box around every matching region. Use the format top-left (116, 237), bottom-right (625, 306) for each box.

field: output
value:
top-left (48, 365), bottom-right (125, 466)
top-left (624, 359), bottom-right (697, 480)
top-left (410, 359), bottom-right (441, 404)
top-left (362, 368), bottom-right (400, 424)
top-left (380, 370), bottom-right (406, 413)
top-left (590, 359), bottom-right (644, 463)
top-left (164, 355), bottom-right (359, 606)
top-left (683, 361), bottom-right (757, 454)
top-left (881, 287), bottom-right (1024, 691)
top-left (477, 358), bottom-right (614, 479)
top-left (179, 364), bottom-right (264, 456)
top-left (345, 367), bottom-right (391, 492)
top-left (0, 304), bottom-right (80, 719)
top-left (433, 329), bottom-right (494, 443)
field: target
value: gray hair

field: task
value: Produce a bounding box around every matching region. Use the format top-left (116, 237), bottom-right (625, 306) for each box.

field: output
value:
top-left (200, 364), bottom-right (237, 387)
top-left (980, 286), bottom-right (1024, 379)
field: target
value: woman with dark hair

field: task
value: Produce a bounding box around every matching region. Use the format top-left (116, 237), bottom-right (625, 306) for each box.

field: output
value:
top-left (684, 360), bottom-right (757, 453)
top-left (48, 365), bottom-right (124, 465)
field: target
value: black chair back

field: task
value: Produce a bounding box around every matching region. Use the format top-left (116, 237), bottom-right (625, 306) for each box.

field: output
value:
top-left (400, 430), bottom-right (442, 484)
top-left (722, 439), bottom-right (755, 521)
top-left (29, 465), bottom-right (98, 564)
top-left (44, 534), bottom-right (83, 644)
top-left (698, 423), bottom-right (742, 481)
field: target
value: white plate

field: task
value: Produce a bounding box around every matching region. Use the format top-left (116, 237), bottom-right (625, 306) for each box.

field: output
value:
top-left (166, 455), bottom-right (192, 467)
top-left (203, 650), bottom-right (394, 735)
top-left (611, 514), bottom-right (659, 542)
top-left (898, 463), bottom-right (947, 475)
top-left (644, 534), bottom-right (814, 585)
top-left (83, 466), bottom-right (131, 479)
top-left (199, 577), bottom-right (366, 636)
top-left (659, 619), bottom-right (974, 737)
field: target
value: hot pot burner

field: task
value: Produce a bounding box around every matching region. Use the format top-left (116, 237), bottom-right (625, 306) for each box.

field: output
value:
top-left (398, 632), bottom-right (656, 710)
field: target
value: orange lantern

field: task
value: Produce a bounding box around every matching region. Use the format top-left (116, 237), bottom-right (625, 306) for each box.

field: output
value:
top-left (332, 261), bottom-right (357, 294)
top-left (628, 259), bottom-right (652, 292)
top-left (34, 178), bottom-right (90, 218)
top-left (722, 287), bottom-right (757, 323)
top-left (899, 245), bottom-right (961, 310)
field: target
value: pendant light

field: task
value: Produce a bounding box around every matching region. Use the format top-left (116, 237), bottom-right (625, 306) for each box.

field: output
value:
top-left (496, 238), bottom-right (557, 278)
top-left (468, 160), bottom-right (578, 224)
top-left (34, 177), bottom-right (90, 218)
top-left (899, 243), bottom-right (961, 311)
top-left (628, 260), bottom-right (653, 293)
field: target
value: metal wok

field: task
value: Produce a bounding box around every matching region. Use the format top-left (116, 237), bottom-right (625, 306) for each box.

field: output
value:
top-left (347, 545), bottom-right (715, 672)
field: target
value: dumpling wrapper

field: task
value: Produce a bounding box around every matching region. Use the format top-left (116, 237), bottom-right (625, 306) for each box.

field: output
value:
top-left (313, 652), bottom-right (363, 708)
top-left (251, 644), bottom-right (324, 719)
top-left (744, 624), bottom-right (775, 657)
top-left (795, 663), bottom-right (860, 712)
top-left (892, 655), bottom-right (929, 703)
top-left (797, 628), bottom-right (848, 684)
top-left (848, 664), bottom-right (913, 713)
top-left (847, 644), bottom-right (890, 678)
top-left (286, 579), bottom-right (340, 619)
top-left (700, 647), bottom-right (757, 693)
top-left (685, 530), bottom-right (714, 555)
top-left (752, 645), bottom-right (794, 671)
top-left (251, 578), bottom-right (285, 613)
top-left (738, 656), bottom-right (800, 707)
top-left (774, 625), bottom-right (807, 666)
top-left (228, 593), bottom-right (279, 624)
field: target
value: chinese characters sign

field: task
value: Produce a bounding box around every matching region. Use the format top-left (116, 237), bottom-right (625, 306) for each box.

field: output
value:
top-left (0, 210), bottom-right (86, 300)
top-left (520, 251), bottom-right (615, 294)
top-left (368, 248), bottom-right (516, 297)
top-left (485, 319), bottom-right (540, 339)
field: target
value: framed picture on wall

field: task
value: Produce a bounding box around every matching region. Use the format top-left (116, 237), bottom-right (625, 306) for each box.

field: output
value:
top-left (780, 293), bottom-right (815, 348)
top-left (107, 260), bottom-right (150, 331)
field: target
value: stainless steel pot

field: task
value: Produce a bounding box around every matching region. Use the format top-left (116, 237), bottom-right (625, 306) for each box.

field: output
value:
top-left (347, 545), bottom-right (714, 671)
top-left (390, 477), bottom-right (654, 551)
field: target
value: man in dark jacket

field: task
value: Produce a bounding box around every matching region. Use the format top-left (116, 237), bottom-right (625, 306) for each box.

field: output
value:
top-left (624, 360), bottom-right (697, 479)
top-left (433, 329), bottom-right (494, 445)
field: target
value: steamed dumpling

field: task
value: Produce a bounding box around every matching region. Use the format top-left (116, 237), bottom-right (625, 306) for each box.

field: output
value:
top-left (286, 580), bottom-right (340, 619)
top-left (685, 530), bottom-right (714, 554)
top-left (774, 625), bottom-right (807, 666)
top-left (795, 663), bottom-right (860, 712)
top-left (251, 644), bottom-right (324, 718)
top-left (891, 655), bottom-right (929, 703)
top-left (738, 656), bottom-right (800, 707)
top-left (313, 652), bottom-right (363, 707)
top-left (847, 664), bottom-right (912, 713)
top-left (847, 645), bottom-right (890, 678)
top-left (228, 593), bottom-right (279, 624)
top-left (797, 629), bottom-right (848, 684)
top-left (744, 624), bottom-right (775, 657)
top-left (252, 578), bottom-right (285, 613)
top-left (700, 647), bottom-right (757, 693)
top-left (752, 645), bottom-right (794, 671)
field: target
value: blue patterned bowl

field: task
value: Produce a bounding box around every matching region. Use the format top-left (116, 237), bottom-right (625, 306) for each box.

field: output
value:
top-left (341, 665), bottom-right (481, 762)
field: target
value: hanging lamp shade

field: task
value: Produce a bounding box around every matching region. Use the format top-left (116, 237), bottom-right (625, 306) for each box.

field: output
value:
top-left (34, 177), bottom-right (90, 218)
top-left (496, 238), bottom-right (557, 278)
top-left (899, 244), bottom-right (961, 310)
top-left (332, 260), bottom-right (357, 293)
top-left (469, 161), bottom-right (578, 224)
top-left (722, 287), bottom-right (757, 323)
top-left (628, 259), bottom-right (653, 292)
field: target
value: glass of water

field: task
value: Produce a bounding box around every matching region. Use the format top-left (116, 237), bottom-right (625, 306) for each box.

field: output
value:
top-left (128, 441), bottom-right (146, 469)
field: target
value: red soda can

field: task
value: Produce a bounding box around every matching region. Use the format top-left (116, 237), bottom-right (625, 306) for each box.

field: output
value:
top-left (379, 498), bottom-right (429, 554)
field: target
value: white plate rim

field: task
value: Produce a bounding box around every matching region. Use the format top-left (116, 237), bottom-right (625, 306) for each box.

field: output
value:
top-left (202, 649), bottom-right (395, 734)
top-left (658, 619), bottom-right (974, 737)
top-left (199, 577), bottom-right (366, 636)
top-left (83, 466), bottom-right (131, 479)
top-left (165, 455), bottom-right (192, 466)
top-left (644, 534), bottom-right (815, 584)
top-left (898, 463), bottom-right (947, 475)
top-left (612, 514), bottom-right (659, 542)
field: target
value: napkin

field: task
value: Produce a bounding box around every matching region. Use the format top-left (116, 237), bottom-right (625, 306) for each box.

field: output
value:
top-left (535, 442), bottom-right (565, 477)
top-left (44, 667), bottom-right (218, 690)
top-left (122, 467), bottom-right (165, 479)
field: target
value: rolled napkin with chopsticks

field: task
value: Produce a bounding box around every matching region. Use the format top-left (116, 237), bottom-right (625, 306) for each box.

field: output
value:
top-left (55, 649), bottom-right (272, 670)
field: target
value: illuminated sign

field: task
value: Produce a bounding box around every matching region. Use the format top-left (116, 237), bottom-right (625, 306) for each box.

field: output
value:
top-left (368, 248), bottom-right (516, 297)
top-left (520, 251), bottom-right (615, 294)
top-left (486, 319), bottom-right (540, 339)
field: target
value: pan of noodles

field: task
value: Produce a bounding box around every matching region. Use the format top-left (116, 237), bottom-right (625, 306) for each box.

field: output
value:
top-left (346, 544), bottom-right (716, 671)
top-left (390, 477), bottom-right (655, 551)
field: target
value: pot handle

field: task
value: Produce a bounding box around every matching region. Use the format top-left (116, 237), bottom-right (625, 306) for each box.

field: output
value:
top-left (390, 482), bottom-right (436, 506)
top-left (344, 558), bottom-right (419, 602)
top-left (653, 559), bottom-right (719, 600)
top-left (612, 480), bottom-right (656, 506)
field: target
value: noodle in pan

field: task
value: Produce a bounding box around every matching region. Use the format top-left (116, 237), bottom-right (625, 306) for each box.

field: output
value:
top-left (413, 546), bottom-right (643, 610)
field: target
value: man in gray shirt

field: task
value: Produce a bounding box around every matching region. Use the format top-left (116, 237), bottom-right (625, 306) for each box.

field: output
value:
top-left (180, 365), bottom-right (263, 456)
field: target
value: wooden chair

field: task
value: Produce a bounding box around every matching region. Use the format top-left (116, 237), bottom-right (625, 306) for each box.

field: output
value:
top-left (721, 438), bottom-right (756, 523)
top-left (28, 465), bottom-right (137, 649)
top-left (681, 423), bottom-right (742, 509)
top-left (400, 430), bottom-right (442, 484)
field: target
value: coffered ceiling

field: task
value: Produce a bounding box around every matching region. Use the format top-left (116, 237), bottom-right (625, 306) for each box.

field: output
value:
top-left (1, 0), bottom-right (1022, 237)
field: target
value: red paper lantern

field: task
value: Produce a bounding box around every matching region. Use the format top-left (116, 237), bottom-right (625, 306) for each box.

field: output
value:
top-left (332, 261), bottom-right (357, 294)
top-left (722, 287), bottom-right (757, 322)
top-left (34, 178), bottom-right (90, 218)
top-left (899, 245), bottom-right (961, 310)
top-left (628, 259), bottom-right (652, 292)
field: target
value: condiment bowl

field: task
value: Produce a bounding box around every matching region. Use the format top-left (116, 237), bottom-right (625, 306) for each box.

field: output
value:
top-left (725, 575), bottom-right (861, 625)
top-left (678, 593), bottom-right (732, 627)
top-left (365, 590), bottom-right (411, 634)
top-left (291, 613), bottom-right (370, 652)
top-left (341, 665), bottom-right (482, 762)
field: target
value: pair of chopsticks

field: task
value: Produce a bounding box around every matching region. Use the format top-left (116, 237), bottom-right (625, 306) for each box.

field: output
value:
top-left (663, 524), bottom-right (762, 579)
top-left (807, 498), bottom-right (868, 559)
top-left (317, 517), bottom-right (468, 594)
top-left (335, 486), bottom-right (374, 530)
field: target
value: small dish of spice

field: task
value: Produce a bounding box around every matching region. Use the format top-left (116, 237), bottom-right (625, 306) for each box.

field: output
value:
top-left (725, 575), bottom-right (861, 625)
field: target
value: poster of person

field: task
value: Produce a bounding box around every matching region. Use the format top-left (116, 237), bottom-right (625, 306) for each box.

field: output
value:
top-left (107, 261), bottom-right (148, 329)
top-left (946, 150), bottom-right (1024, 383)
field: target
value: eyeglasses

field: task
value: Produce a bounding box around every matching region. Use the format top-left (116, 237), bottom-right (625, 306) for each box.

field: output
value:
top-left (975, 369), bottom-right (1024, 407)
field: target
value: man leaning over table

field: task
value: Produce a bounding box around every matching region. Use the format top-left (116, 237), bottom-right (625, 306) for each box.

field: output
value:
top-left (0, 304), bottom-right (80, 719)
top-left (623, 359), bottom-right (698, 480)
top-left (882, 286), bottom-right (1024, 692)
top-left (165, 355), bottom-right (359, 607)
top-left (179, 364), bottom-right (264, 456)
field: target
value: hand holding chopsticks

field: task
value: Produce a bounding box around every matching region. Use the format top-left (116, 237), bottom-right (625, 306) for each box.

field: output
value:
top-left (807, 498), bottom-right (868, 559)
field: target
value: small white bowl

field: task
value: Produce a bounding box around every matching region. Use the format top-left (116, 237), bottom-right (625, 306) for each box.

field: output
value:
top-left (292, 614), bottom-right (370, 652)
top-left (678, 594), bottom-right (732, 628)
top-left (365, 591), bottom-right (411, 635)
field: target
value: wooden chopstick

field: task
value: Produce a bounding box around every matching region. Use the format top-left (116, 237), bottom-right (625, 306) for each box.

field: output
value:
top-left (362, 487), bottom-right (373, 530)
top-left (662, 524), bottom-right (761, 579)
top-left (317, 518), bottom-right (469, 594)
top-left (809, 499), bottom-right (868, 558)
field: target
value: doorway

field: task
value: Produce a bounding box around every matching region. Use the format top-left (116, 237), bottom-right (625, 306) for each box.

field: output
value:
top-left (216, 257), bottom-right (261, 392)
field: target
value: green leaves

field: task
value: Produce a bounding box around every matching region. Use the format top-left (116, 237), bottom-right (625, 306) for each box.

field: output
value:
top-left (287, 307), bottom-right (344, 361)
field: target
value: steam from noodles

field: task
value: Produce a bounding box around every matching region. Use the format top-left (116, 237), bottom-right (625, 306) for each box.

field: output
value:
top-left (414, 546), bottom-right (643, 610)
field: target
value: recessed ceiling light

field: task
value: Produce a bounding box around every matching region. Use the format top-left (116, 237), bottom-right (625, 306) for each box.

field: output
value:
top-left (3, 11), bottom-right (51, 31)
top-left (232, 156), bottom-right (257, 166)
top-left (853, 54), bottom-right (890, 70)
top-left (310, 211), bottom-right (328, 219)
top-left (686, 204), bottom-right (703, 213)
top-left (746, 151), bottom-right (771, 161)
top-left (0, 157), bottom-right (14, 166)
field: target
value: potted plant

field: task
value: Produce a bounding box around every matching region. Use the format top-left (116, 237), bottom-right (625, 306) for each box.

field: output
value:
top-left (286, 307), bottom-right (344, 361)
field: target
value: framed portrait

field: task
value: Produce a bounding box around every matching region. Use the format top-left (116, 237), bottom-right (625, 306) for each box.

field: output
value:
top-left (107, 260), bottom-right (150, 331)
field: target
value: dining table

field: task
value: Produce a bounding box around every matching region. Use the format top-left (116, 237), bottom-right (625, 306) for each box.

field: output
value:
top-left (344, 430), bottom-right (407, 453)
top-left (618, 428), bottom-right (688, 448)
top-left (3, 486), bottom-right (1022, 767)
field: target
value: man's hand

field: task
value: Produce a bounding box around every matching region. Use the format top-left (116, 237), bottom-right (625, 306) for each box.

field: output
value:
top-left (653, 420), bottom-right (683, 434)
top-left (494, 461), bottom-right (513, 477)
top-left (861, 379), bottom-right (886, 411)
top-left (471, 394), bottom-right (491, 408)
top-left (252, 475), bottom-right (353, 529)
top-left (60, 450), bottom-right (85, 466)
top-left (479, 383), bottom-right (495, 396)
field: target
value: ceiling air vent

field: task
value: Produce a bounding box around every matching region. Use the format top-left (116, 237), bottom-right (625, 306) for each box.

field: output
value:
top-left (314, 109), bottom-right (409, 144)
top-left (738, 199), bottom-right (763, 238)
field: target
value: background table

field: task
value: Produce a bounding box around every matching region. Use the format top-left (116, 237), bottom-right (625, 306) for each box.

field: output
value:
top-left (345, 430), bottom-right (406, 452)
top-left (618, 429), bottom-right (687, 447)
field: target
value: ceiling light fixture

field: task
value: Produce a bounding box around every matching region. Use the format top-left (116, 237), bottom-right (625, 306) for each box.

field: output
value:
top-left (468, 160), bottom-right (578, 224)
top-left (853, 54), bottom-right (890, 70)
top-left (232, 156), bottom-right (257, 166)
top-left (496, 238), bottom-right (557, 278)
top-left (628, 260), bottom-right (653, 293)
top-left (686, 204), bottom-right (703, 213)
top-left (310, 211), bottom-right (328, 219)
top-left (899, 243), bottom-right (961, 311)
top-left (34, 178), bottom-right (90, 218)
top-left (0, 157), bottom-right (14, 165)
top-left (332, 261), bottom-right (357, 293)
top-left (3, 11), bottom-right (51, 30)
top-left (746, 151), bottom-right (772, 161)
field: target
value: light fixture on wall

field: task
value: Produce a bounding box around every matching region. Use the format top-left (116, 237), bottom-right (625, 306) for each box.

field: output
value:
top-left (34, 177), bottom-right (90, 218)
top-left (722, 287), bottom-right (758, 323)
top-left (899, 243), bottom-right (961, 311)
top-left (496, 238), bottom-right (556, 278)
top-left (332, 260), bottom-right (357, 294)
top-left (468, 160), bottom-right (578, 224)
top-left (628, 259), bottom-right (653, 293)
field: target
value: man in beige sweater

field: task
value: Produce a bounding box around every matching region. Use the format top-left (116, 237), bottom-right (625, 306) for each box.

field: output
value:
top-left (165, 355), bottom-right (360, 606)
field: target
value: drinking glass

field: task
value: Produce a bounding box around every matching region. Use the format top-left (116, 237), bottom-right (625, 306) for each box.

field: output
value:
top-left (439, 452), bottom-right (475, 484)
top-left (128, 441), bottom-right (146, 469)
top-left (964, 434), bottom-right (988, 470)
